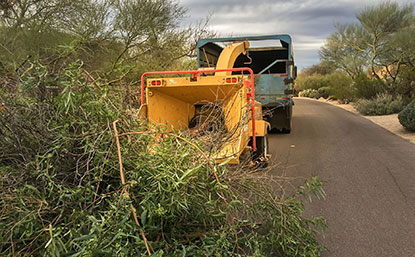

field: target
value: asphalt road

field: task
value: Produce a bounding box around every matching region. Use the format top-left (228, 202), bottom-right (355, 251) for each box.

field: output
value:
top-left (269, 98), bottom-right (415, 257)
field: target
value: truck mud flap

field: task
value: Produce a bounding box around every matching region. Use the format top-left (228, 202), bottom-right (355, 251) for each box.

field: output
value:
top-left (265, 105), bottom-right (292, 133)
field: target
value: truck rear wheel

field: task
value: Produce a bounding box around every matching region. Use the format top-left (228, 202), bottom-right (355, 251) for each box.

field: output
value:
top-left (281, 113), bottom-right (292, 133)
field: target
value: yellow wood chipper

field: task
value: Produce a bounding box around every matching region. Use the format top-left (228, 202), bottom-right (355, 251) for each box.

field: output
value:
top-left (138, 41), bottom-right (270, 164)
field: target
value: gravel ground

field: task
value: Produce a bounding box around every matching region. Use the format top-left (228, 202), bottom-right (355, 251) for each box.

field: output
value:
top-left (296, 97), bottom-right (415, 144)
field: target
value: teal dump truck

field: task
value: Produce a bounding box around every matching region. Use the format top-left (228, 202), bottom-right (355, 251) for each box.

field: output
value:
top-left (197, 34), bottom-right (297, 133)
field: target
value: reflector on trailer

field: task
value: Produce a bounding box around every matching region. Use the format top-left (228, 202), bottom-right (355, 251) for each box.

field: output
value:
top-left (150, 80), bottom-right (162, 86)
top-left (225, 77), bottom-right (238, 83)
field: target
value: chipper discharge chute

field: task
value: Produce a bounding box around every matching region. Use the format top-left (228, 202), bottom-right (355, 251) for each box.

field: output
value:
top-left (138, 42), bottom-right (270, 164)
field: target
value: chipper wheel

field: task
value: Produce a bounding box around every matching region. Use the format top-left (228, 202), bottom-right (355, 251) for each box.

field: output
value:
top-left (253, 135), bottom-right (269, 161)
top-left (247, 135), bottom-right (269, 167)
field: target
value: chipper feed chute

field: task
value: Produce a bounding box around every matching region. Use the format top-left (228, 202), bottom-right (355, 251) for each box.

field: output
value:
top-left (139, 42), bottom-right (270, 164)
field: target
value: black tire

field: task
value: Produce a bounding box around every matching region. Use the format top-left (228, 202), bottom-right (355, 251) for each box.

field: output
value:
top-left (252, 135), bottom-right (269, 161)
top-left (281, 115), bottom-right (292, 133)
top-left (284, 105), bottom-right (292, 133)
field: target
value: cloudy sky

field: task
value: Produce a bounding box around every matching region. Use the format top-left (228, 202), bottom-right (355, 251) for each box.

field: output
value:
top-left (180, 0), bottom-right (412, 70)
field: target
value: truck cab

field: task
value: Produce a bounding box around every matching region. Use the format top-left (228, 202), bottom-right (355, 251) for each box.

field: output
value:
top-left (197, 34), bottom-right (296, 133)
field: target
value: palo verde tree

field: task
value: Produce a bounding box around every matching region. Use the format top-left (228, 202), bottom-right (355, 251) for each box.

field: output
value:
top-left (320, 2), bottom-right (415, 92)
top-left (319, 23), bottom-right (368, 80)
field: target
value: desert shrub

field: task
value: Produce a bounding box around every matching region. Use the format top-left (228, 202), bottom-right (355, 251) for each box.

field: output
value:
top-left (300, 61), bottom-right (336, 76)
top-left (299, 88), bottom-right (320, 99)
top-left (296, 71), bottom-right (353, 102)
top-left (396, 69), bottom-right (415, 104)
top-left (295, 73), bottom-right (330, 91)
top-left (353, 73), bottom-right (385, 99)
top-left (327, 72), bottom-right (354, 103)
top-left (318, 86), bottom-right (332, 99)
top-left (356, 93), bottom-right (405, 115)
top-left (0, 61), bottom-right (327, 256)
top-left (398, 99), bottom-right (415, 131)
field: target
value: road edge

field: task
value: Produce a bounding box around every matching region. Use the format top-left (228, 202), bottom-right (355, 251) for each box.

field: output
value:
top-left (295, 97), bottom-right (415, 144)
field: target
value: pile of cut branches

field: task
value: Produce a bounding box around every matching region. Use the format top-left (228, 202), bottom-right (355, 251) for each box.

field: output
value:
top-left (0, 61), bottom-right (326, 256)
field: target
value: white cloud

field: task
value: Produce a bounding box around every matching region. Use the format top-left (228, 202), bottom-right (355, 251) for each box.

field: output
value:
top-left (180, 0), bottom-right (412, 70)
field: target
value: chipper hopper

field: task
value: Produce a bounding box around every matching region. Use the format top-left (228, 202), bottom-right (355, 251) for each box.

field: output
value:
top-left (138, 42), bottom-right (270, 164)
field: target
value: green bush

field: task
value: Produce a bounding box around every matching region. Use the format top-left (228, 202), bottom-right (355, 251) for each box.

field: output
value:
top-left (396, 69), bottom-right (415, 104)
top-left (398, 99), bottom-right (415, 131)
top-left (317, 86), bottom-right (332, 99)
top-left (296, 70), bottom-right (354, 102)
top-left (300, 61), bottom-right (336, 76)
top-left (0, 61), bottom-right (327, 256)
top-left (299, 88), bottom-right (320, 98)
top-left (327, 72), bottom-right (354, 103)
top-left (356, 93), bottom-right (405, 115)
top-left (295, 73), bottom-right (330, 91)
top-left (353, 73), bottom-right (385, 99)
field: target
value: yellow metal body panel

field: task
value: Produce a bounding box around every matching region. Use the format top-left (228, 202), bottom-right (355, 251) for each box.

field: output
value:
top-left (141, 39), bottom-right (269, 165)
top-left (147, 88), bottom-right (195, 131)
top-left (248, 120), bottom-right (269, 137)
top-left (145, 75), bottom-right (252, 164)
top-left (147, 76), bottom-right (243, 103)
top-left (146, 76), bottom-right (249, 133)
top-left (137, 104), bottom-right (147, 120)
top-left (214, 83), bottom-right (250, 164)
top-left (254, 101), bottom-right (263, 120)
top-left (215, 42), bottom-right (249, 76)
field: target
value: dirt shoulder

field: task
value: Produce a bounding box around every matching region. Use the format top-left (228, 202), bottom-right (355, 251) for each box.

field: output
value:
top-left (296, 97), bottom-right (415, 144)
